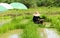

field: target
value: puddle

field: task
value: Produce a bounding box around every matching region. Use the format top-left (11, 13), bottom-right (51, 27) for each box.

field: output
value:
top-left (45, 29), bottom-right (60, 38)
top-left (8, 34), bottom-right (19, 38)
top-left (39, 28), bottom-right (60, 38)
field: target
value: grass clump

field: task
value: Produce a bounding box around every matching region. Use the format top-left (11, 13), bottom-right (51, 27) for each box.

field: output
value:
top-left (22, 22), bottom-right (40, 38)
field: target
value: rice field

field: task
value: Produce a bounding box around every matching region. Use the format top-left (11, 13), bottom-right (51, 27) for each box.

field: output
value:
top-left (0, 7), bottom-right (60, 38)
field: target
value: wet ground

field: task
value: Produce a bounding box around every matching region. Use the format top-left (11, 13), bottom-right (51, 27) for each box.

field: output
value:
top-left (0, 29), bottom-right (23, 38)
top-left (0, 28), bottom-right (60, 38)
top-left (38, 28), bottom-right (60, 38)
top-left (0, 19), bottom-right (60, 38)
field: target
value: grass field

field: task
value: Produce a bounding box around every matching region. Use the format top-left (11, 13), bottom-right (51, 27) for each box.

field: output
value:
top-left (0, 7), bottom-right (60, 38)
top-left (0, 7), bottom-right (60, 15)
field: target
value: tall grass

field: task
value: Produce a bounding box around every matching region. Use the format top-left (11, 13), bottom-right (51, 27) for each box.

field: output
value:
top-left (0, 14), bottom-right (42, 38)
top-left (47, 15), bottom-right (60, 31)
top-left (0, 7), bottom-right (60, 38)
top-left (0, 16), bottom-right (24, 34)
top-left (0, 7), bottom-right (60, 15)
top-left (22, 21), bottom-right (40, 38)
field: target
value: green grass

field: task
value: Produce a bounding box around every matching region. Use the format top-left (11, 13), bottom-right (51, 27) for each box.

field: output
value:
top-left (22, 21), bottom-right (40, 38)
top-left (0, 7), bottom-right (60, 15)
top-left (0, 7), bottom-right (60, 38)
top-left (45, 15), bottom-right (60, 32)
top-left (0, 15), bottom-right (42, 38)
top-left (0, 14), bottom-right (60, 38)
top-left (0, 16), bottom-right (11, 21)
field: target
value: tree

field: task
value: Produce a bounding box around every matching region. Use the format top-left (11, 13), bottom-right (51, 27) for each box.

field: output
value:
top-left (20, 0), bottom-right (37, 8)
top-left (53, 0), bottom-right (60, 6)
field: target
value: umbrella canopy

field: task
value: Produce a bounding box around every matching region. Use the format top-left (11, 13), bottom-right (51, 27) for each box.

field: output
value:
top-left (0, 5), bottom-right (8, 12)
top-left (10, 2), bottom-right (27, 9)
top-left (0, 3), bottom-right (13, 9)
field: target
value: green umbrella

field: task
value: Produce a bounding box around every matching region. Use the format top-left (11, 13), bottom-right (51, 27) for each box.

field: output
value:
top-left (10, 2), bottom-right (27, 9)
top-left (0, 5), bottom-right (8, 12)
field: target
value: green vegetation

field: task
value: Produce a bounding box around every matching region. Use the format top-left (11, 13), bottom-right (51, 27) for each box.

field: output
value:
top-left (0, 7), bottom-right (60, 38)
top-left (48, 15), bottom-right (60, 31)
top-left (0, 0), bottom-right (60, 8)
top-left (0, 0), bottom-right (60, 38)
top-left (0, 7), bottom-right (60, 15)
top-left (0, 15), bottom-right (42, 38)
top-left (22, 22), bottom-right (40, 38)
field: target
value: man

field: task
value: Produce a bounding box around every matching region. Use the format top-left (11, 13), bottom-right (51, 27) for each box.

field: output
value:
top-left (33, 11), bottom-right (44, 24)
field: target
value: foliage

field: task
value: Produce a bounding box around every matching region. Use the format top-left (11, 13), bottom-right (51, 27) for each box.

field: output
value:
top-left (49, 16), bottom-right (60, 31)
top-left (0, 7), bottom-right (60, 38)
top-left (22, 21), bottom-right (40, 38)
top-left (0, 0), bottom-right (60, 8)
